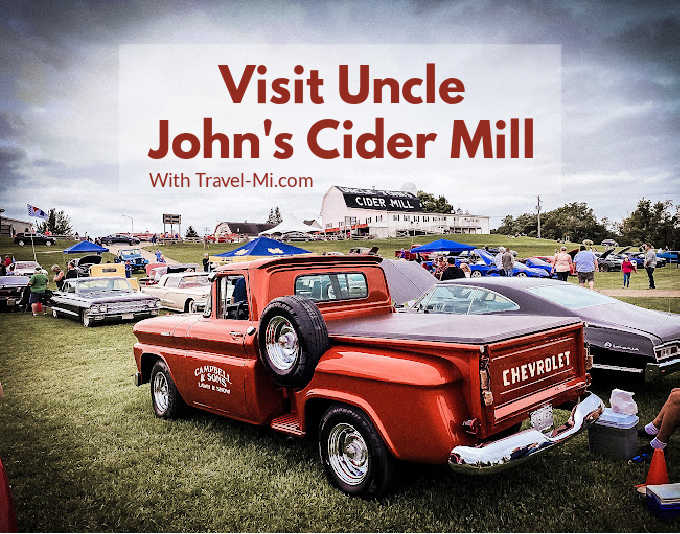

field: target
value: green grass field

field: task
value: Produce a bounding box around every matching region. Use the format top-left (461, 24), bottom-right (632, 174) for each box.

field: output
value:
top-left (2, 233), bottom-right (679, 531)
top-left (1, 308), bottom-right (679, 531)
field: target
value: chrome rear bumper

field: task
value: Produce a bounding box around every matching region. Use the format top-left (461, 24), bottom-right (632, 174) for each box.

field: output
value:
top-left (448, 393), bottom-right (603, 474)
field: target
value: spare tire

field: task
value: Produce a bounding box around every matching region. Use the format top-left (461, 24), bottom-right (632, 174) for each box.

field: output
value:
top-left (258, 295), bottom-right (329, 389)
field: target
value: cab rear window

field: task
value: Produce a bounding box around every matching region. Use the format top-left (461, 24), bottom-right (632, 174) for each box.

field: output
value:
top-left (295, 273), bottom-right (368, 302)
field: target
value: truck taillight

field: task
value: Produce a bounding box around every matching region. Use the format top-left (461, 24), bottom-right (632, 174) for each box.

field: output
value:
top-left (584, 345), bottom-right (593, 371)
top-left (585, 373), bottom-right (592, 387)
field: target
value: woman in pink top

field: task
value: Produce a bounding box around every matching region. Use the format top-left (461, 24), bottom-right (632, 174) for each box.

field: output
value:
top-left (551, 246), bottom-right (573, 282)
top-left (621, 255), bottom-right (637, 288)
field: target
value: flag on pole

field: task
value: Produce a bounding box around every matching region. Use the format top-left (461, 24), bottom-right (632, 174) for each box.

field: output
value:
top-left (27, 204), bottom-right (48, 219)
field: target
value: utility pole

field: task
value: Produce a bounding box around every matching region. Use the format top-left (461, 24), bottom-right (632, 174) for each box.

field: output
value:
top-left (536, 195), bottom-right (542, 239)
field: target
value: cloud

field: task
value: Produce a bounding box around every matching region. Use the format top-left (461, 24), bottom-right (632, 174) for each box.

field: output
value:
top-left (0, 0), bottom-right (678, 234)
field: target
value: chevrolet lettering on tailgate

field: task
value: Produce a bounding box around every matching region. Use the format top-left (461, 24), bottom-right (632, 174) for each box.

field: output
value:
top-left (503, 351), bottom-right (571, 386)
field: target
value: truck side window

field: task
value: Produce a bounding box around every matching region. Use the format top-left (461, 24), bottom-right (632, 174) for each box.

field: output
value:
top-left (295, 273), bottom-right (368, 301)
top-left (219, 275), bottom-right (249, 320)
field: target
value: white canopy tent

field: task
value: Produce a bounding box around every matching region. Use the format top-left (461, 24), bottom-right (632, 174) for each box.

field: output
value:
top-left (259, 215), bottom-right (317, 236)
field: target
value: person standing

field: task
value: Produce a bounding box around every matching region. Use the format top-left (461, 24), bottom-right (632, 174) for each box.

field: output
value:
top-left (459, 262), bottom-right (471, 278)
top-left (433, 256), bottom-right (447, 280)
top-left (51, 265), bottom-right (65, 290)
top-left (202, 253), bottom-right (210, 272)
top-left (65, 261), bottom-right (78, 280)
top-left (27, 268), bottom-right (48, 317)
top-left (573, 245), bottom-right (598, 289)
top-left (440, 257), bottom-right (466, 280)
top-left (621, 255), bottom-right (636, 288)
top-left (551, 246), bottom-right (573, 282)
top-left (644, 243), bottom-right (657, 289)
top-left (501, 248), bottom-right (514, 277)
top-left (495, 247), bottom-right (505, 276)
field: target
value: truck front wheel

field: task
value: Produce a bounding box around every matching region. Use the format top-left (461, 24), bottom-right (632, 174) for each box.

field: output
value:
top-left (150, 360), bottom-right (183, 419)
top-left (319, 405), bottom-right (395, 497)
top-left (258, 296), bottom-right (329, 389)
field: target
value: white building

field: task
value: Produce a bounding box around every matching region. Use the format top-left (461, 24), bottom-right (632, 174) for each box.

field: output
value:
top-left (320, 186), bottom-right (490, 238)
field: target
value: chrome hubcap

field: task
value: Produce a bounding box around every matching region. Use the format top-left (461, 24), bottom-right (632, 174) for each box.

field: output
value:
top-left (153, 372), bottom-right (169, 412)
top-left (327, 423), bottom-right (369, 486)
top-left (265, 316), bottom-right (299, 372)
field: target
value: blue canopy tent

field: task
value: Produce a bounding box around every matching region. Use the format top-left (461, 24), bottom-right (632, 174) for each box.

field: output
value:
top-left (211, 236), bottom-right (310, 263)
top-left (62, 240), bottom-right (109, 254)
top-left (409, 238), bottom-right (475, 254)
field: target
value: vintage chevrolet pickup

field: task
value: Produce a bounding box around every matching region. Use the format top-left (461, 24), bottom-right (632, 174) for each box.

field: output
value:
top-left (132, 255), bottom-right (603, 496)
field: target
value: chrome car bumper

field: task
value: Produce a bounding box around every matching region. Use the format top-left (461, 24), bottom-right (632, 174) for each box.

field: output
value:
top-left (645, 358), bottom-right (680, 382)
top-left (448, 393), bottom-right (603, 474)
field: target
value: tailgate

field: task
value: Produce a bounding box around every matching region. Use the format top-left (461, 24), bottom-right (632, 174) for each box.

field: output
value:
top-left (480, 323), bottom-right (587, 435)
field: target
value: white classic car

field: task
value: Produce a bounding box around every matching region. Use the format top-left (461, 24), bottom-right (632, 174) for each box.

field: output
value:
top-left (140, 272), bottom-right (210, 313)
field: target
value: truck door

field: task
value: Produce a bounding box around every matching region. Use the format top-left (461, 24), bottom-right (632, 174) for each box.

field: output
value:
top-left (183, 273), bottom-right (253, 419)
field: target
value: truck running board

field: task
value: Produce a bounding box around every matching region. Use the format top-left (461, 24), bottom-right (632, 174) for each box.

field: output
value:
top-left (270, 413), bottom-right (305, 437)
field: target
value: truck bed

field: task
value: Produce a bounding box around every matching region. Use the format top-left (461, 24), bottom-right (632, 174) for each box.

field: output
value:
top-left (327, 313), bottom-right (581, 345)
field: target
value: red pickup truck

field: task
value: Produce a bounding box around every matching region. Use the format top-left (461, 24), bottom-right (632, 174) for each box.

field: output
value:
top-left (132, 255), bottom-right (603, 496)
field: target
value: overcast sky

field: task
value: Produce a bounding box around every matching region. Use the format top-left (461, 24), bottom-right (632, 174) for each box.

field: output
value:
top-left (1, 0), bottom-right (679, 235)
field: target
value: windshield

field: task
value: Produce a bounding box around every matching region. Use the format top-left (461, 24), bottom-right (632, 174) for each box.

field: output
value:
top-left (528, 257), bottom-right (550, 267)
top-left (75, 278), bottom-right (133, 293)
top-left (15, 261), bottom-right (38, 269)
top-left (411, 284), bottom-right (519, 315)
top-left (178, 275), bottom-right (210, 289)
top-left (121, 249), bottom-right (141, 255)
top-left (527, 283), bottom-right (616, 309)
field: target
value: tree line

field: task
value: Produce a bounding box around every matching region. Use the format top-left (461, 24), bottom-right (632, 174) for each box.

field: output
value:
top-left (494, 199), bottom-right (679, 248)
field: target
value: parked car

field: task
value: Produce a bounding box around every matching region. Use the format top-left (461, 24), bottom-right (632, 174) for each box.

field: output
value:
top-left (73, 254), bottom-right (102, 277)
top-left (0, 275), bottom-right (30, 312)
top-left (595, 249), bottom-right (623, 272)
top-left (89, 263), bottom-right (141, 291)
top-left (522, 257), bottom-right (554, 276)
top-left (403, 278), bottom-right (680, 383)
top-left (113, 248), bottom-right (148, 272)
top-left (139, 263), bottom-right (200, 286)
top-left (132, 255), bottom-right (602, 496)
top-left (13, 232), bottom-right (55, 247)
top-left (11, 260), bottom-right (41, 276)
top-left (498, 261), bottom-right (551, 278)
top-left (452, 248), bottom-right (496, 277)
top-left (658, 250), bottom-right (679, 264)
top-left (50, 276), bottom-right (160, 327)
top-left (99, 234), bottom-right (141, 245)
top-left (601, 239), bottom-right (618, 248)
top-left (141, 272), bottom-right (210, 312)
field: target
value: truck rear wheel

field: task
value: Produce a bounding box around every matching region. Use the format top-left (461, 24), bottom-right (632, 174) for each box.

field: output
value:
top-left (150, 360), bottom-right (183, 419)
top-left (319, 405), bottom-right (395, 497)
top-left (258, 296), bottom-right (329, 389)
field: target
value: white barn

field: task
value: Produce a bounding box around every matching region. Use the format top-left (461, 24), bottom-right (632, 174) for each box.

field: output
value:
top-left (320, 186), bottom-right (489, 238)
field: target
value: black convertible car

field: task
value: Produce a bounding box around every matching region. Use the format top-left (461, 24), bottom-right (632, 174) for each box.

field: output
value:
top-left (73, 254), bottom-right (103, 277)
top-left (400, 277), bottom-right (680, 383)
top-left (99, 234), bottom-right (141, 245)
top-left (50, 276), bottom-right (160, 326)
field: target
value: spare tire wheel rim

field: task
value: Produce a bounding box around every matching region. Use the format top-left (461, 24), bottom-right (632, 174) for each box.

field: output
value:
top-left (265, 316), bottom-right (300, 372)
top-left (328, 422), bottom-right (369, 486)
top-left (153, 372), bottom-right (169, 413)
